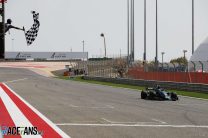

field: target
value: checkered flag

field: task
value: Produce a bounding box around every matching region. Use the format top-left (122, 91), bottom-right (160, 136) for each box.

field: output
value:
top-left (24, 11), bottom-right (40, 46)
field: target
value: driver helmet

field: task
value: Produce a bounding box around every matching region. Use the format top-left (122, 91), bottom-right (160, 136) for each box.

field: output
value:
top-left (7, 19), bottom-right (12, 24)
top-left (156, 85), bottom-right (161, 89)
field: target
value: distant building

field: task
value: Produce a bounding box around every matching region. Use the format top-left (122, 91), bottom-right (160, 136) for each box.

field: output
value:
top-left (189, 37), bottom-right (208, 72)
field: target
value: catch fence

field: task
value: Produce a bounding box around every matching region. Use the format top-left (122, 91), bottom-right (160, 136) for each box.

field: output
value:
top-left (69, 59), bottom-right (208, 84)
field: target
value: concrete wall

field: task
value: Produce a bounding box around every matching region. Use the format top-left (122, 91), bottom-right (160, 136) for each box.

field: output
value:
top-left (84, 76), bottom-right (208, 93)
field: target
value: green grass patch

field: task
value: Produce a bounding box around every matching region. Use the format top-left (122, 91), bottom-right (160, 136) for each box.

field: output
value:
top-left (171, 90), bottom-right (208, 99)
top-left (57, 76), bottom-right (208, 100)
top-left (58, 76), bottom-right (145, 90)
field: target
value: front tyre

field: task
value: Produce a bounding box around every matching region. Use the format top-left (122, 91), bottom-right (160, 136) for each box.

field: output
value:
top-left (141, 91), bottom-right (147, 99)
top-left (171, 93), bottom-right (178, 101)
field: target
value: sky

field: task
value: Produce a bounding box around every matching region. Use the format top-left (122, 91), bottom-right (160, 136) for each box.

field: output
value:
top-left (4, 0), bottom-right (208, 62)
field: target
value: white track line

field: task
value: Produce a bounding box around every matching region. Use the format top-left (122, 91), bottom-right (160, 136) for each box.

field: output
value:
top-left (177, 103), bottom-right (208, 106)
top-left (69, 104), bottom-right (114, 109)
top-left (151, 118), bottom-right (167, 124)
top-left (106, 105), bottom-right (115, 109)
top-left (0, 87), bottom-right (41, 138)
top-left (69, 104), bottom-right (79, 108)
top-left (102, 118), bottom-right (155, 124)
top-left (101, 118), bottom-right (167, 124)
top-left (4, 78), bottom-right (28, 83)
top-left (55, 123), bottom-right (208, 128)
top-left (102, 118), bottom-right (113, 123)
top-left (180, 95), bottom-right (208, 101)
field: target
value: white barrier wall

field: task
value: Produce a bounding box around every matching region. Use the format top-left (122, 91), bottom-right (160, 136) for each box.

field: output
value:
top-left (5, 52), bottom-right (88, 60)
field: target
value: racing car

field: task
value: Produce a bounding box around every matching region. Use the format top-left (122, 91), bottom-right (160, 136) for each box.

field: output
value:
top-left (141, 85), bottom-right (179, 101)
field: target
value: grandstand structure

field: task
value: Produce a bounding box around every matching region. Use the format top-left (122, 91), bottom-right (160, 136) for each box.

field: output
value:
top-left (189, 37), bottom-right (208, 72)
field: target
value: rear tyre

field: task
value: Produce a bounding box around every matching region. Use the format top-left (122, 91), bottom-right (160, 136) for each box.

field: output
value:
top-left (141, 91), bottom-right (147, 99)
top-left (171, 93), bottom-right (178, 101)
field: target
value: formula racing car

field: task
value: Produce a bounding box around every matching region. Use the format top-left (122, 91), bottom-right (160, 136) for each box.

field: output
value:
top-left (141, 85), bottom-right (179, 101)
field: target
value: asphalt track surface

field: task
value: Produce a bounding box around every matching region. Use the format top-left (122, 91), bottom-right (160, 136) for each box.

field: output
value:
top-left (0, 67), bottom-right (208, 138)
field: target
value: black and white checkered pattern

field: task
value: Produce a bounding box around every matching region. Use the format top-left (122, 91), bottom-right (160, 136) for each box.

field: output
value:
top-left (25, 11), bottom-right (40, 46)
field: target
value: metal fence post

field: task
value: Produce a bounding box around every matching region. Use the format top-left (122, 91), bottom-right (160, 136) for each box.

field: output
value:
top-left (165, 63), bottom-right (169, 71)
top-left (109, 59), bottom-right (113, 78)
top-left (98, 61), bottom-right (100, 76)
top-left (171, 63), bottom-right (176, 81)
top-left (93, 61), bottom-right (95, 76)
top-left (199, 61), bottom-right (204, 73)
top-left (191, 61), bottom-right (196, 72)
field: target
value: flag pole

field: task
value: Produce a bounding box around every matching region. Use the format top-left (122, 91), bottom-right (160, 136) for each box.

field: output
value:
top-left (0, 1), bottom-right (5, 58)
top-left (192, 0), bottom-right (194, 55)
top-left (155, 0), bottom-right (158, 69)
top-left (127, 0), bottom-right (130, 66)
top-left (130, 0), bottom-right (134, 62)
top-left (144, 0), bottom-right (146, 62)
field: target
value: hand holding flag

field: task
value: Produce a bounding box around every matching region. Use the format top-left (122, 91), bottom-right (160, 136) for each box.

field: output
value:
top-left (0, 0), bottom-right (7, 3)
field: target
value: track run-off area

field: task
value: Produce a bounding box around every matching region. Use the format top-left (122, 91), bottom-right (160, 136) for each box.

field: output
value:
top-left (0, 65), bottom-right (208, 138)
